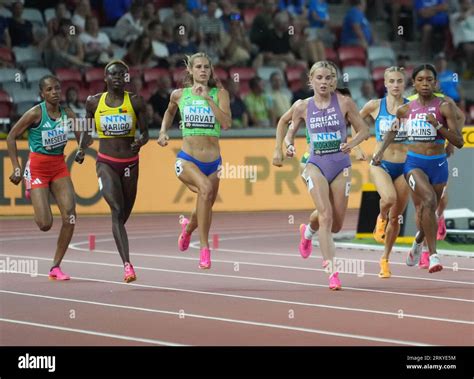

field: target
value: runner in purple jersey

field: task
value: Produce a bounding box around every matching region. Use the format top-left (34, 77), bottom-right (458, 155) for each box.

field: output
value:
top-left (373, 64), bottom-right (464, 274)
top-left (284, 61), bottom-right (370, 290)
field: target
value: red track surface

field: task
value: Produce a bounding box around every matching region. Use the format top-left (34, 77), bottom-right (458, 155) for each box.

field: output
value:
top-left (1, 211), bottom-right (473, 346)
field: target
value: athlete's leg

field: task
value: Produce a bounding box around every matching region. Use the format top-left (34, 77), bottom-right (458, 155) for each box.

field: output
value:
top-left (96, 162), bottom-right (130, 264)
top-left (329, 167), bottom-right (351, 234)
top-left (49, 176), bottom-right (76, 268)
top-left (30, 187), bottom-right (53, 232)
top-left (121, 162), bottom-right (139, 224)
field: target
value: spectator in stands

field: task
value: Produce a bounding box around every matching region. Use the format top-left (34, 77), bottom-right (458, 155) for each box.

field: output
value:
top-left (103, 0), bottom-right (132, 26)
top-left (65, 86), bottom-right (86, 118)
top-left (71, 0), bottom-right (91, 34)
top-left (80, 16), bottom-right (113, 65)
top-left (244, 76), bottom-right (275, 127)
top-left (124, 33), bottom-right (154, 69)
top-left (292, 70), bottom-right (312, 102)
top-left (150, 75), bottom-right (178, 127)
top-left (415, 0), bottom-right (449, 58)
top-left (341, 0), bottom-right (374, 48)
top-left (250, 0), bottom-right (279, 50)
top-left (356, 80), bottom-right (376, 109)
top-left (47, 2), bottom-right (70, 36)
top-left (278, 0), bottom-right (307, 20)
top-left (220, 13), bottom-right (252, 68)
top-left (129, 75), bottom-right (144, 94)
top-left (114, 1), bottom-right (144, 45)
top-left (450, 0), bottom-right (474, 78)
top-left (8, 1), bottom-right (35, 47)
top-left (167, 25), bottom-right (198, 67)
top-left (227, 79), bottom-right (249, 128)
top-left (198, 33), bottom-right (224, 66)
top-left (254, 12), bottom-right (297, 70)
top-left (268, 71), bottom-right (292, 120)
top-left (163, 0), bottom-right (197, 43)
top-left (306, 0), bottom-right (330, 62)
top-left (435, 52), bottom-right (465, 109)
top-left (0, 15), bottom-right (11, 48)
top-left (146, 102), bottom-right (160, 129)
top-left (142, 1), bottom-right (160, 30)
top-left (388, 0), bottom-right (412, 42)
top-left (220, 0), bottom-right (236, 32)
top-left (187, 0), bottom-right (205, 17)
top-left (197, 0), bottom-right (224, 43)
top-left (148, 21), bottom-right (170, 68)
top-left (47, 18), bottom-right (90, 71)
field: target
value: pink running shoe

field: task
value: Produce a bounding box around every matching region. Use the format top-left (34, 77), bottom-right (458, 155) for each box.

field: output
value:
top-left (437, 216), bottom-right (447, 240)
top-left (322, 260), bottom-right (329, 269)
top-left (124, 263), bottom-right (136, 283)
top-left (329, 272), bottom-right (342, 290)
top-left (299, 224), bottom-right (312, 259)
top-left (178, 217), bottom-right (191, 251)
top-left (419, 251), bottom-right (430, 269)
top-left (48, 266), bottom-right (70, 281)
top-left (199, 247), bottom-right (211, 269)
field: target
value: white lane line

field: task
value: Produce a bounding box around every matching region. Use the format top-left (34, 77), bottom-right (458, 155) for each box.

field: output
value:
top-left (0, 317), bottom-right (186, 346)
top-left (69, 241), bottom-right (474, 286)
top-left (2, 287), bottom-right (472, 326)
top-left (1, 253), bottom-right (472, 303)
top-left (0, 291), bottom-right (434, 346)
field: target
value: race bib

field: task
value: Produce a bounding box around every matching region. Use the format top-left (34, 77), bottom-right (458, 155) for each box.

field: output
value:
top-left (100, 114), bottom-right (133, 136)
top-left (41, 128), bottom-right (67, 150)
top-left (379, 117), bottom-right (406, 142)
top-left (182, 105), bottom-right (215, 129)
top-left (406, 116), bottom-right (437, 142)
top-left (312, 131), bottom-right (341, 155)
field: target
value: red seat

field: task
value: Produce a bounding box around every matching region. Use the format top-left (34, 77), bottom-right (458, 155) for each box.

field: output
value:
top-left (85, 67), bottom-right (104, 83)
top-left (213, 66), bottom-right (229, 82)
top-left (289, 80), bottom-right (302, 93)
top-left (238, 80), bottom-right (250, 97)
top-left (229, 67), bottom-right (256, 82)
top-left (143, 67), bottom-right (170, 84)
top-left (243, 8), bottom-right (259, 29)
top-left (88, 80), bottom-right (106, 94)
top-left (171, 67), bottom-right (187, 86)
top-left (56, 68), bottom-right (82, 82)
top-left (128, 66), bottom-right (143, 80)
top-left (403, 65), bottom-right (414, 80)
top-left (286, 65), bottom-right (306, 83)
top-left (0, 47), bottom-right (14, 64)
top-left (0, 89), bottom-right (13, 117)
top-left (325, 48), bottom-right (339, 65)
top-left (338, 46), bottom-right (366, 68)
top-left (78, 86), bottom-right (90, 102)
top-left (372, 66), bottom-right (387, 82)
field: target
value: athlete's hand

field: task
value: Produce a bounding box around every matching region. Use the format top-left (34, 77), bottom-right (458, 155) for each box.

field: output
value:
top-left (131, 140), bottom-right (142, 154)
top-left (426, 113), bottom-right (437, 127)
top-left (75, 148), bottom-right (85, 164)
top-left (286, 144), bottom-right (296, 157)
top-left (9, 166), bottom-right (22, 185)
top-left (272, 148), bottom-right (284, 167)
top-left (193, 84), bottom-right (209, 99)
top-left (354, 146), bottom-right (367, 161)
top-left (340, 142), bottom-right (352, 154)
top-left (371, 151), bottom-right (383, 166)
top-left (157, 131), bottom-right (169, 147)
top-left (446, 143), bottom-right (454, 157)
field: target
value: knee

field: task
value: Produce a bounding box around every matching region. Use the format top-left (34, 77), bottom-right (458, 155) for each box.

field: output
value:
top-left (388, 214), bottom-right (401, 226)
top-left (382, 195), bottom-right (397, 209)
top-left (36, 219), bottom-right (52, 232)
top-left (62, 211), bottom-right (76, 227)
top-left (110, 205), bottom-right (125, 222)
top-left (318, 210), bottom-right (333, 229)
top-left (198, 181), bottom-right (213, 202)
top-left (422, 195), bottom-right (437, 211)
top-left (331, 222), bottom-right (342, 233)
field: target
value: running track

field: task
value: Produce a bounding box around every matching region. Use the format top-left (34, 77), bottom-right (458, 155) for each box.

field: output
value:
top-left (0, 211), bottom-right (473, 346)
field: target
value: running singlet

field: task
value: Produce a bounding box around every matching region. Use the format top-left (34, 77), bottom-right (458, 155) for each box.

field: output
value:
top-left (405, 97), bottom-right (446, 144)
top-left (94, 91), bottom-right (137, 138)
top-left (375, 97), bottom-right (409, 142)
top-left (307, 93), bottom-right (347, 155)
top-left (179, 87), bottom-right (221, 138)
top-left (28, 101), bottom-right (68, 155)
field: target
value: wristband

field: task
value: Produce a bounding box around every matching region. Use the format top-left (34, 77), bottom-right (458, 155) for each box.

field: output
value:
top-left (435, 122), bottom-right (444, 130)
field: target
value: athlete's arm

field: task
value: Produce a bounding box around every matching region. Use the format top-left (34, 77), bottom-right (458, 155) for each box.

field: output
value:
top-left (430, 102), bottom-right (464, 149)
top-left (441, 96), bottom-right (465, 156)
top-left (285, 100), bottom-right (306, 157)
top-left (130, 94), bottom-right (149, 154)
top-left (341, 95), bottom-right (370, 153)
top-left (207, 88), bottom-right (231, 130)
top-left (372, 104), bottom-right (408, 165)
top-left (158, 89), bottom-right (181, 147)
top-left (6, 105), bottom-right (41, 185)
top-left (273, 101), bottom-right (299, 167)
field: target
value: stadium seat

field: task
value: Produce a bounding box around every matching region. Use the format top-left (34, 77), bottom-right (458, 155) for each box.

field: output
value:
top-left (26, 67), bottom-right (53, 89)
top-left (257, 66), bottom-right (284, 82)
top-left (286, 65), bottom-right (306, 83)
top-left (0, 47), bottom-right (14, 65)
top-left (23, 8), bottom-right (45, 27)
top-left (229, 67), bottom-right (256, 82)
top-left (0, 89), bottom-right (13, 118)
top-left (85, 67), bottom-right (104, 83)
top-left (128, 66), bottom-right (143, 80)
top-left (367, 46), bottom-right (396, 69)
top-left (1, 81), bottom-right (25, 94)
top-left (337, 46), bottom-right (366, 67)
top-left (88, 80), bottom-right (106, 94)
top-left (12, 47), bottom-right (43, 69)
top-left (238, 80), bottom-right (251, 97)
top-left (324, 47), bottom-right (339, 65)
top-left (11, 88), bottom-right (40, 103)
top-left (143, 67), bottom-right (170, 84)
top-left (0, 68), bottom-right (22, 85)
top-left (403, 65), bottom-right (414, 80)
top-left (77, 86), bottom-right (90, 102)
top-left (372, 66), bottom-right (388, 97)
top-left (171, 67), bottom-right (187, 86)
top-left (289, 80), bottom-right (302, 93)
top-left (213, 66), bottom-right (229, 82)
top-left (243, 8), bottom-right (259, 30)
top-left (56, 68), bottom-right (82, 82)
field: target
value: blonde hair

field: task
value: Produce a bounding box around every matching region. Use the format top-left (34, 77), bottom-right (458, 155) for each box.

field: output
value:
top-left (182, 52), bottom-right (218, 88)
top-left (384, 66), bottom-right (405, 80)
top-left (309, 60), bottom-right (338, 79)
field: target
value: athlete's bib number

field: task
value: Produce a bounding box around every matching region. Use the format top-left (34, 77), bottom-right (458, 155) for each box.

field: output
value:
top-left (41, 128), bottom-right (67, 150)
top-left (406, 118), bottom-right (437, 142)
top-left (100, 114), bottom-right (133, 136)
top-left (379, 117), bottom-right (406, 142)
top-left (182, 105), bottom-right (215, 129)
top-left (312, 131), bottom-right (341, 155)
